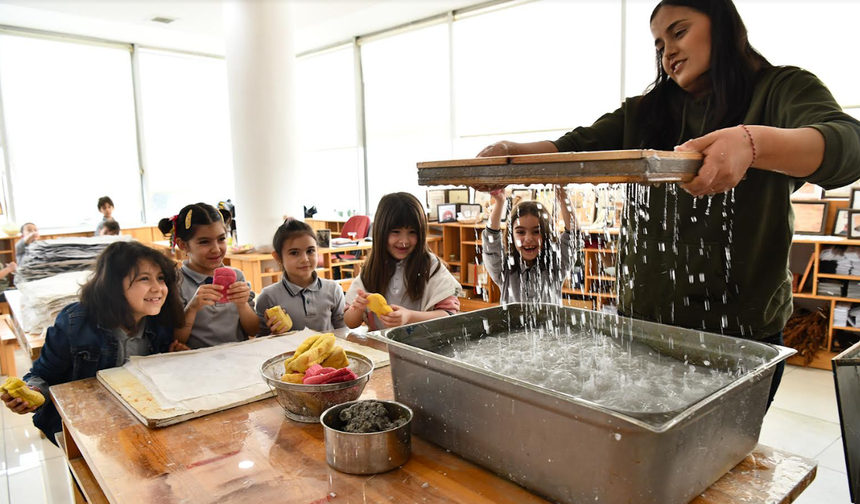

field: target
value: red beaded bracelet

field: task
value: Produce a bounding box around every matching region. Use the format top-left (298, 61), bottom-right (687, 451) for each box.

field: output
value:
top-left (740, 124), bottom-right (756, 166)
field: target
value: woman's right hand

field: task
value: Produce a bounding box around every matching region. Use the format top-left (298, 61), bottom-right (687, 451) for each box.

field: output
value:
top-left (188, 284), bottom-right (223, 311)
top-left (2, 392), bottom-right (39, 414)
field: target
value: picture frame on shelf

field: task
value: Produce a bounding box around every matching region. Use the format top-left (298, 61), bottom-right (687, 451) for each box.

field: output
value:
top-left (446, 188), bottom-right (470, 204)
top-left (791, 183), bottom-right (824, 201)
top-left (459, 204), bottom-right (483, 220)
top-left (833, 208), bottom-right (850, 237)
top-left (426, 189), bottom-right (446, 221)
top-left (792, 201), bottom-right (828, 235)
top-left (850, 211), bottom-right (860, 239)
top-left (473, 190), bottom-right (492, 206)
top-left (438, 204), bottom-right (458, 223)
top-left (851, 188), bottom-right (860, 210)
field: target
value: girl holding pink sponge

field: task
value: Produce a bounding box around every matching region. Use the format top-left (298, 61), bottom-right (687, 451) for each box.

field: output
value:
top-left (158, 203), bottom-right (258, 349)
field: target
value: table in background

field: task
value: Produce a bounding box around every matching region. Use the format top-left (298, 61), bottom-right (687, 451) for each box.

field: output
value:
top-left (52, 366), bottom-right (816, 504)
top-left (1, 290), bottom-right (44, 376)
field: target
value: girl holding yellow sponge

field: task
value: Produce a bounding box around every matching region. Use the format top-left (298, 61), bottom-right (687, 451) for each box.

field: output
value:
top-left (345, 193), bottom-right (462, 330)
top-left (256, 219), bottom-right (346, 335)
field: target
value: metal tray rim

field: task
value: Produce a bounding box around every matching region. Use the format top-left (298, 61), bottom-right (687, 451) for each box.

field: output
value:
top-left (370, 304), bottom-right (794, 433)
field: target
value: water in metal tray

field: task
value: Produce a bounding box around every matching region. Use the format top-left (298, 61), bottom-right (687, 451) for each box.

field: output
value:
top-left (448, 328), bottom-right (738, 414)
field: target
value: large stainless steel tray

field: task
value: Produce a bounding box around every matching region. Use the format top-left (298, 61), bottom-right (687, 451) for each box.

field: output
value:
top-left (372, 303), bottom-right (794, 504)
top-left (417, 149), bottom-right (703, 186)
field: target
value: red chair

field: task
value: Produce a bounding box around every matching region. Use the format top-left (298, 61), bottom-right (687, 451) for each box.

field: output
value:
top-left (335, 215), bottom-right (371, 262)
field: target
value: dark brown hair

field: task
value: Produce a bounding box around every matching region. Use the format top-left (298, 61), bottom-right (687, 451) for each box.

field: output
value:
top-left (157, 203), bottom-right (231, 244)
top-left (97, 196), bottom-right (114, 210)
top-left (504, 200), bottom-right (557, 273)
top-left (638, 0), bottom-right (771, 148)
top-left (100, 219), bottom-right (120, 235)
top-left (79, 241), bottom-right (184, 330)
top-left (361, 193), bottom-right (440, 302)
top-left (272, 218), bottom-right (317, 265)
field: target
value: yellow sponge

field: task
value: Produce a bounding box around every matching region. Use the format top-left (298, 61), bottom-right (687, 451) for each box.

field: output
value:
top-left (286, 334), bottom-right (337, 373)
top-left (367, 293), bottom-right (393, 316)
top-left (0, 377), bottom-right (45, 408)
top-left (265, 305), bottom-right (293, 333)
top-left (320, 346), bottom-right (349, 369)
top-left (280, 372), bottom-right (305, 384)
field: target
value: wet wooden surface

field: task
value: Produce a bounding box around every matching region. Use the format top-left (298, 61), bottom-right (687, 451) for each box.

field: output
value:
top-left (53, 370), bottom-right (815, 504)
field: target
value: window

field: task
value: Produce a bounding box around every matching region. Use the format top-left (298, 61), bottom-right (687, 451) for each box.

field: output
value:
top-left (136, 48), bottom-right (234, 221)
top-left (362, 23), bottom-right (452, 213)
top-left (454, 0), bottom-right (622, 154)
top-left (295, 46), bottom-right (362, 215)
top-left (0, 34), bottom-right (142, 228)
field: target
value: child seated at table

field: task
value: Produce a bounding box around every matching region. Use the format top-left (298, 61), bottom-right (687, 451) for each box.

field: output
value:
top-left (256, 218), bottom-right (345, 335)
top-left (344, 192), bottom-right (461, 330)
top-left (15, 222), bottom-right (38, 259)
top-left (99, 218), bottom-right (121, 236)
top-left (0, 241), bottom-right (188, 444)
top-left (158, 203), bottom-right (257, 348)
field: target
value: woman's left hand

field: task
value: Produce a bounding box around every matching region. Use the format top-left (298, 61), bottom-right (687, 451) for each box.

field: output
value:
top-left (675, 125), bottom-right (754, 197)
top-left (226, 281), bottom-right (251, 305)
top-left (378, 305), bottom-right (410, 328)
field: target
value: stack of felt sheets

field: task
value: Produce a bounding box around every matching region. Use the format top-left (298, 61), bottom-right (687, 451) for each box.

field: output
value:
top-left (15, 235), bottom-right (132, 283)
top-left (15, 270), bottom-right (92, 334)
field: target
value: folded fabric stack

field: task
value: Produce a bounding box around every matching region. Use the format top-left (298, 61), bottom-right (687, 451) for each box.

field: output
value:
top-left (15, 235), bottom-right (132, 283)
top-left (848, 305), bottom-right (860, 327)
top-left (834, 302), bottom-right (851, 327)
top-left (15, 270), bottom-right (92, 334)
top-left (818, 280), bottom-right (845, 297)
top-left (847, 282), bottom-right (860, 299)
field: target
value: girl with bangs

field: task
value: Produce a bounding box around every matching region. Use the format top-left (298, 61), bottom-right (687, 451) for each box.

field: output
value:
top-left (344, 192), bottom-right (462, 330)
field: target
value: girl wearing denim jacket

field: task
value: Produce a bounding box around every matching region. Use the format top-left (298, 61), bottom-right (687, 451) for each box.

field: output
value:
top-left (0, 241), bottom-right (187, 444)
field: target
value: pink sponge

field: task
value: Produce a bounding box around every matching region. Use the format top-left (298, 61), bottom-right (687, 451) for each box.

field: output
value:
top-left (213, 267), bottom-right (236, 303)
top-left (302, 367), bottom-right (358, 385)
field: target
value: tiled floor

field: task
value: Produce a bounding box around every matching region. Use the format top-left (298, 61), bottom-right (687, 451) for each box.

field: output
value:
top-left (0, 345), bottom-right (854, 503)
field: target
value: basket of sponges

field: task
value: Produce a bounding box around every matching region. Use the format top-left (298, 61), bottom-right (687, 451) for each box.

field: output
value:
top-left (260, 333), bottom-right (374, 423)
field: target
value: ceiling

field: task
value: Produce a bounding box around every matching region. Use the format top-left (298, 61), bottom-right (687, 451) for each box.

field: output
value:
top-left (0, 0), bottom-right (486, 54)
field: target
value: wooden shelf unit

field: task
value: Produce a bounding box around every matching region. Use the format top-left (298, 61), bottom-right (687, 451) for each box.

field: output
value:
top-left (790, 236), bottom-right (860, 369)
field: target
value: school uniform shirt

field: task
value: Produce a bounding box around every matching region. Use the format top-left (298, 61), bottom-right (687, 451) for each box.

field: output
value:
top-left (482, 227), bottom-right (574, 304)
top-left (255, 272), bottom-right (346, 335)
top-left (345, 254), bottom-right (462, 331)
top-left (112, 324), bottom-right (149, 365)
top-left (179, 262), bottom-right (256, 349)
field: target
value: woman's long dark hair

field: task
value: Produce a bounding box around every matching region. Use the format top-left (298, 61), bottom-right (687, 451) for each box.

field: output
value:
top-left (361, 193), bottom-right (441, 302)
top-left (638, 0), bottom-right (771, 148)
top-left (79, 241), bottom-right (185, 330)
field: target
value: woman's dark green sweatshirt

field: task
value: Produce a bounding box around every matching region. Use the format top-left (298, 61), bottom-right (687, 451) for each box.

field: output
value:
top-left (553, 66), bottom-right (860, 339)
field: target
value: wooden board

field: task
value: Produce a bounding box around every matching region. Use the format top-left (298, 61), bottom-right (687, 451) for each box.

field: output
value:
top-left (97, 332), bottom-right (390, 428)
top-left (417, 149), bottom-right (703, 186)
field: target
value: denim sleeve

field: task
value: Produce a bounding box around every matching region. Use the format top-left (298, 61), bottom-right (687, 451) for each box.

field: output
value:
top-left (23, 312), bottom-right (74, 408)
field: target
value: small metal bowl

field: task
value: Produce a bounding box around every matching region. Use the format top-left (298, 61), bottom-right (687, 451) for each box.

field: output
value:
top-left (321, 400), bottom-right (413, 475)
top-left (260, 350), bottom-right (374, 423)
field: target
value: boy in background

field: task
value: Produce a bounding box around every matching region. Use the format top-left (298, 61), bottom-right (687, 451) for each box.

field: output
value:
top-left (96, 196), bottom-right (115, 235)
top-left (15, 222), bottom-right (38, 260)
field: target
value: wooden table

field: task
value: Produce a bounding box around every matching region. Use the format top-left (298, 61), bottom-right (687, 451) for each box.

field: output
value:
top-left (53, 368), bottom-right (816, 504)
